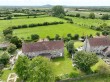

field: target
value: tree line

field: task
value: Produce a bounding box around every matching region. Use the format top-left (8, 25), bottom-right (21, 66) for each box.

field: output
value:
top-left (7, 21), bottom-right (64, 29)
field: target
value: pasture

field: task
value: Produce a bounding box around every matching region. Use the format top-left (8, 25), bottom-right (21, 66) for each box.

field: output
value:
top-left (13, 23), bottom-right (97, 39)
top-left (0, 16), bottom-right (66, 32)
top-left (67, 17), bottom-right (110, 27)
top-left (67, 11), bottom-right (110, 18)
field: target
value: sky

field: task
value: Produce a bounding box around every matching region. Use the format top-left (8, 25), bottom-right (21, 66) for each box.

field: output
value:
top-left (0, 0), bottom-right (110, 6)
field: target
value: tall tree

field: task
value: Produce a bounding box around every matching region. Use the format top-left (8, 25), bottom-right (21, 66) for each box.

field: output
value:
top-left (52, 6), bottom-right (65, 17)
top-left (10, 36), bottom-right (22, 48)
top-left (73, 51), bottom-right (98, 73)
top-left (27, 56), bottom-right (55, 82)
top-left (15, 56), bottom-right (29, 81)
top-left (89, 13), bottom-right (95, 19)
top-left (66, 40), bottom-right (74, 54)
top-left (101, 14), bottom-right (109, 20)
top-left (0, 52), bottom-right (9, 65)
top-left (7, 44), bottom-right (17, 54)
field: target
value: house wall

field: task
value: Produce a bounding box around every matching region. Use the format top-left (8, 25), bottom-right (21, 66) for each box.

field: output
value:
top-left (23, 48), bottom-right (64, 58)
top-left (83, 39), bottom-right (90, 51)
top-left (83, 39), bottom-right (109, 55)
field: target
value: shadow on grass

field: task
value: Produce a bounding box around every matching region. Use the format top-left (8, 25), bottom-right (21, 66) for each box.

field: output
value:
top-left (52, 57), bottom-right (65, 62)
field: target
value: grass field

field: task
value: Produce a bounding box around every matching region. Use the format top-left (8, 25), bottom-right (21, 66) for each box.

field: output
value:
top-left (0, 16), bottom-right (66, 32)
top-left (14, 23), bottom-right (97, 39)
top-left (67, 17), bottom-right (110, 27)
top-left (67, 11), bottom-right (110, 18)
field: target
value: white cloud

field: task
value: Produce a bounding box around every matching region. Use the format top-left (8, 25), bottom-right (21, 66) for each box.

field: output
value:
top-left (0, 0), bottom-right (109, 6)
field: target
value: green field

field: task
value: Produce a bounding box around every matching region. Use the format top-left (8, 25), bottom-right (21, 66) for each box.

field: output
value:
top-left (0, 17), bottom-right (66, 32)
top-left (67, 17), bottom-right (110, 27)
top-left (67, 11), bottom-right (110, 18)
top-left (14, 23), bottom-right (97, 39)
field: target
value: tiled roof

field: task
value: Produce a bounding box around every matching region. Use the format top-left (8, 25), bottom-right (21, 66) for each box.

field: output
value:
top-left (22, 40), bottom-right (64, 53)
top-left (89, 36), bottom-right (110, 47)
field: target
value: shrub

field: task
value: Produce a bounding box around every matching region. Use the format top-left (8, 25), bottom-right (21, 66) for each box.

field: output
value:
top-left (96, 64), bottom-right (110, 76)
top-left (69, 72), bottom-right (79, 78)
top-left (31, 34), bottom-right (39, 40)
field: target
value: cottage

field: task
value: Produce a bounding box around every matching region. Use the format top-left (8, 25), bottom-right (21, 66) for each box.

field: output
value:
top-left (22, 40), bottom-right (64, 58)
top-left (83, 36), bottom-right (110, 57)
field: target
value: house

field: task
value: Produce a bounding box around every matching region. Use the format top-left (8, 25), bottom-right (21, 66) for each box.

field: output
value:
top-left (83, 36), bottom-right (110, 57)
top-left (22, 40), bottom-right (64, 58)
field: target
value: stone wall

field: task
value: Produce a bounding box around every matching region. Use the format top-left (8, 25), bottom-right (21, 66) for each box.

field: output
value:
top-left (23, 48), bottom-right (64, 58)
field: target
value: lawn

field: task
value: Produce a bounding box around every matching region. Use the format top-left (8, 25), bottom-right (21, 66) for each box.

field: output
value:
top-left (74, 41), bottom-right (84, 48)
top-left (52, 48), bottom-right (80, 76)
top-left (0, 69), bottom-right (15, 81)
top-left (71, 75), bottom-right (110, 82)
top-left (0, 16), bottom-right (66, 32)
top-left (13, 23), bottom-right (97, 39)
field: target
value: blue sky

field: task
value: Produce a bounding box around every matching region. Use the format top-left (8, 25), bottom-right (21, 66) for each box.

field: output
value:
top-left (0, 0), bottom-right (110, 6)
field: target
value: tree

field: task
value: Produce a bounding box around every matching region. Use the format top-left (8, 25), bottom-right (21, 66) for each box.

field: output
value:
top-left (6, 15), bottom-right (12, 20)
top-left (101, 14), bottom-right (109, 20)
top-left (73, 34), bottom-right (79, 40)
top-left (89, 13), bottom-right (95, 19)
top-left (102, 30), bottom-right (109, 36)
top-left (27, 56), bottom-right (55, 82)
top-left (15, 56), bottom-right (29, 81)
top-left (10, 36), bottom-right (22, 48)
top-left (89, 34), bottom-right (93, 38)
top-left (31, 34), bottom-right (39, 40)
top-left (66, 40), bottom-right (74, 54)
top-left (3, 28), bottom-right (13, 36)
top-left (96, 32), bottom-right (100, 36)
top-left (5, 34), bottom-right (12, 41)
top-left (7, 44), bottom-right (17, 54)
top-left (54, 34), bottom-right (60, 40)
top-left (76, 13), bottom-right (80, 17)
top-left (0, 52), bottom-right (9, 65)
top-left (73, 51), bottom-right (98, 73)
top-left (52, 6), bottom-right (65, 17)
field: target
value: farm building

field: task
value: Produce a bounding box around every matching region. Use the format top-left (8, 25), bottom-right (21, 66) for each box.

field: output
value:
top-left (83, 36), bottom-right (110, 57)
top-left (22, 40), bottom-right (64, 58)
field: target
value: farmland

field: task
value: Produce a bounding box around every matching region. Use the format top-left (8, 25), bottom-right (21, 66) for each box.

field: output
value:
top-left (67, 17), bottom-right (110, 27)
top-left (13, 23), bottom-right (97, 39)
top-left (67, 11), bottom-right (110, 18)
top-left (0, 16), bottom-right (66, 32)
top-left (0, 5), bottom-right (110, 82)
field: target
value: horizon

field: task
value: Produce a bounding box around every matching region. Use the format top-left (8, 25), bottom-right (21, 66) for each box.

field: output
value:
top-left (0, 0), bottom-right (110, 6)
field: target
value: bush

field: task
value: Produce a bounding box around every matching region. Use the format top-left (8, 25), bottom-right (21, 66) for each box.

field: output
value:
top-left (69, 72), bottom-right (79, 78)
top-left (101, 14), bottom-right (109, 20)
top-left (7, 44), bottom-right (17, 54)
top-left (76, 13), bottom-right (80, 17)
top-left (73, 34), bottom-right (79, 40)
top-left (31, 34), bottom-right (39, 40)
top-left (96, 64), bottom-right (110, 76)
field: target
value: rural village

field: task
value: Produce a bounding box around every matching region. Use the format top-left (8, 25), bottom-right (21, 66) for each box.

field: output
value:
top-left (0, 3), bottom-right (110, 82)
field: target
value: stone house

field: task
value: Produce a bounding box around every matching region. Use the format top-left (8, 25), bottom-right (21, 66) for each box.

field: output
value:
top-left (22, 40), bottom-right (64, 58)
top-left (83, 36), bottom-right (110, 57)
